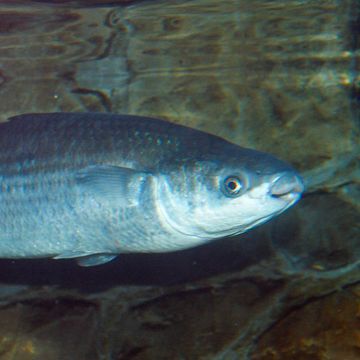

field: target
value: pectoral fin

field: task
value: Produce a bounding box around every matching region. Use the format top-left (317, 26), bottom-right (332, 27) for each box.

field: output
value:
top-left (76, 164), bottom-right (149, 205)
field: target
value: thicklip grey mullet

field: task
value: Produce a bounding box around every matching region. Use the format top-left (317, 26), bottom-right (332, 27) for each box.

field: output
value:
top-left (0, 112), bottom-right (304, 266)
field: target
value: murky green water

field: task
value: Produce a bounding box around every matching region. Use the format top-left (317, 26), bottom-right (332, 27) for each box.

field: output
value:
top-left (0, 0), bottom-right (357, 163)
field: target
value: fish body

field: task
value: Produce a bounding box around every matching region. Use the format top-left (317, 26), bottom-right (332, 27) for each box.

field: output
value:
top-left (0, 112), bottom-right (304, 266)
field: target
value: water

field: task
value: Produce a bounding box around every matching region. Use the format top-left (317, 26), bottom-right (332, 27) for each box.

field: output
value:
top-left (0, 1), bottom-right (358, 359)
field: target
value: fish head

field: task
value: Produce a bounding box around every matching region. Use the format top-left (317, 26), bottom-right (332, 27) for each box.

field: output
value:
top-left (155, 147), bottom-right (304, 243)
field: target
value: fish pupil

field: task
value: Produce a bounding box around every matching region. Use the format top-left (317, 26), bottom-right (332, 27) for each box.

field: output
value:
top-left (228, 181), bottom-right (237, 190)
top-left (223, 176), bottom-right (242, 196)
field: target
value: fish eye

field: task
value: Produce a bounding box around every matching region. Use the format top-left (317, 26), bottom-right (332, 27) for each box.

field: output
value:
top-left (222, 176), bottom-right (244, 197)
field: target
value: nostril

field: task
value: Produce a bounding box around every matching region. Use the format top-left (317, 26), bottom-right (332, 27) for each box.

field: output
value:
top-left (270, 173), bottom-right (304, 197)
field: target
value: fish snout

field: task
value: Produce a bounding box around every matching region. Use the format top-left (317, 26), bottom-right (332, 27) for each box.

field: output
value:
top-left (269, 172), bottom-right (304, 200)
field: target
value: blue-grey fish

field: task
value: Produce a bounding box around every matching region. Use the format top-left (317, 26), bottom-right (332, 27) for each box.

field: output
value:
top-left (0, 112), bottom-right (304, 266)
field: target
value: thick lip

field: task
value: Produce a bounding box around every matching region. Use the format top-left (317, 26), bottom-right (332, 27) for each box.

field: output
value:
top-left (269, 172), bottom-right (305, 201)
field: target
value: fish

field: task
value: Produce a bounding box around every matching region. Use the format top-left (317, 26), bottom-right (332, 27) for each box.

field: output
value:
top-left (0, 112), bottom-right (304, 266)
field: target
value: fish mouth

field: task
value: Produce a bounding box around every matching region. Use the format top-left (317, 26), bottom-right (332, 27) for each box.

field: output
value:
top-left (269, 172), bottom-right (305, 202)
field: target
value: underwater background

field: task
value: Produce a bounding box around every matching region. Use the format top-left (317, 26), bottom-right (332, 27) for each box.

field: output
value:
top-left (0, 0), bottom-right (359, 359)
